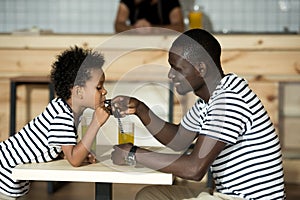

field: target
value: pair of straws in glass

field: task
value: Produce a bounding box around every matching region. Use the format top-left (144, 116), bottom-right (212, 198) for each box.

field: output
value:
top-left (104, 99), bottom-right (124, 133)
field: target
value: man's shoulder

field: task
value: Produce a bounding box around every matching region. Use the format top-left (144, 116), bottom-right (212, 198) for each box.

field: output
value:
top-left (219, 73), bottom-right (249, 92)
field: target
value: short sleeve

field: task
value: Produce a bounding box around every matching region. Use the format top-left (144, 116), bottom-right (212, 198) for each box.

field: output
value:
top-left (181, 99), bottom-right (207, 133)
top-left (201, 92), bottom-right (252, 144)
top-left (47, 112), bottom-right (77, 146)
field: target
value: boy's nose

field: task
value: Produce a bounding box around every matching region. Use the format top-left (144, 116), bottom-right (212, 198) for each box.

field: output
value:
top-left (102, 88), bottom-right (107, 95)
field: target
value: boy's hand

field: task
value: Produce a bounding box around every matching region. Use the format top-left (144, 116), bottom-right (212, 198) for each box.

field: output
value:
top-left (94, 106), bottom-right (110, 126)
top-left (85, 152), bottom-right (97, 164)
top-left (94, 91), bottom-right (110, 126)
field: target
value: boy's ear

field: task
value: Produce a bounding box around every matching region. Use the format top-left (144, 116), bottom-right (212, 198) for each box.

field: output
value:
top-left (195, 62), bottom-right (207, 77)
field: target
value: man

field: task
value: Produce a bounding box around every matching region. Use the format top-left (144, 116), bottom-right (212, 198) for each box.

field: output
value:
top-left (114, 0), bottom-right (184, 33)
top-left (111, 29), bottom-right (285, 199)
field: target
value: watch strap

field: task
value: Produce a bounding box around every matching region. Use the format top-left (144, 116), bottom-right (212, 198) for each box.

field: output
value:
top-left (126, 145), bottom-right (138, 166)
top-left (129, 145), bottom-right (138, 154)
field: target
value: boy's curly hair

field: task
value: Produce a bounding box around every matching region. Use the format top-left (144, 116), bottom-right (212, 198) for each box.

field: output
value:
top-left (50, 46), bottom-right (105, 100)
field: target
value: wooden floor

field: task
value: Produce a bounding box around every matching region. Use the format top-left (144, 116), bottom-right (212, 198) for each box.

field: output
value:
top-left (21, 181), bottom-right (147, 200)
top-left (20, 180), bottom-right (300, 200)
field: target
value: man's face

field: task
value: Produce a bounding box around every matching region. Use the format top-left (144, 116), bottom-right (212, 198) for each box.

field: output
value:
top-left (168, 48), bottom-right (203, 95)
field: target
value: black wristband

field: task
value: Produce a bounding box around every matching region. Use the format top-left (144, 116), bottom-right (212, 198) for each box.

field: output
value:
top-left (129, 145), bottom-right (138, 154)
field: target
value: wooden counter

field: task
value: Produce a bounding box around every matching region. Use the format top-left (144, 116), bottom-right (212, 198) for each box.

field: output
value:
top-left (1, 33), bottom-right (300, 183)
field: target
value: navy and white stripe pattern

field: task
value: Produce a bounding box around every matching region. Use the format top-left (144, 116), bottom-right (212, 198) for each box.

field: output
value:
top-left (181, 73), bottom-right (285, 199)
top-left (0, 98), bottom-right (77, 197)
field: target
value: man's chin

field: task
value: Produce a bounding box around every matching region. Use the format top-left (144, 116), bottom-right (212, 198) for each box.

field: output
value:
top-left (175, 87), bottom-right (191, 95)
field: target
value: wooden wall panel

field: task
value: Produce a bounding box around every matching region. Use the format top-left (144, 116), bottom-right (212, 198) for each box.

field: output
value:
top-left (103, 50), bottom-right (169, 81)
top-left (0, 79), bottom-right (10, 141)
top-left (283, 159), bottom-right (300, 184)
top-left (248, 81), bottom-right (279, 131)
top-left (0, 82), bottom-right (50, 141)
top-left (222, 51), bottom-right (300, 76)
top-left (283, 118), bottom-right (300, 149)
top-left (0, 34), bottom-right (299, 183)
top-left (14, 85), bottom-right (50, 132)
top-left (0, 49), bottom-right (60, 76)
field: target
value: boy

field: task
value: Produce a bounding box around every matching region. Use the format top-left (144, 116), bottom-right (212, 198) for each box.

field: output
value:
top-left (0, 46), bottom-right (110, 198)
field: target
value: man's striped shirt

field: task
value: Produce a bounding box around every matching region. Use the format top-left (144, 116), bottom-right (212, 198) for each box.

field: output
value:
top-left (181, 73), bottom-right (285, 199)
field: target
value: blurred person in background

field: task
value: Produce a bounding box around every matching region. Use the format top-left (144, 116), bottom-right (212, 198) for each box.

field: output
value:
top-left (114, 0), bottom-right (184, 33)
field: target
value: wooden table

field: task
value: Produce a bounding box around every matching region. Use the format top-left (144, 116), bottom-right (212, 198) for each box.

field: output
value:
top-left (12, 145), bottom-right (173, 200)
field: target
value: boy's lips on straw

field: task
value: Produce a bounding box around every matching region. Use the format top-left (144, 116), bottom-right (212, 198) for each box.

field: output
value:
top-left (104, 99), bottom-right (111, 106)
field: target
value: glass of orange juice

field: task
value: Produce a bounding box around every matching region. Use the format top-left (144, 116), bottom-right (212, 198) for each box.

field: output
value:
top-left (189, 5), bottom-right (203, 29)
top-left (81, 115), bottom-right (96, 152)
top-left (118, 120), bottom-right (134, 144)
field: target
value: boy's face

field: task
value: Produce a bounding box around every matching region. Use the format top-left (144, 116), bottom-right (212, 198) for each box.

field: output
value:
top-left (83, 68), bottom-right (107, 110)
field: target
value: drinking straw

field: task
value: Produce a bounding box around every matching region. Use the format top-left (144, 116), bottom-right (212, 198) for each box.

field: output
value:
top-left (118, 117), bottom-right (124, 133)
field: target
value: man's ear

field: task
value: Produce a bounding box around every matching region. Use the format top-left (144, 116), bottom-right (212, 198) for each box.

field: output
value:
top-left (74, 86), bottom-right (83, 99)
top-left (195, 62), bottom-right (207, 77)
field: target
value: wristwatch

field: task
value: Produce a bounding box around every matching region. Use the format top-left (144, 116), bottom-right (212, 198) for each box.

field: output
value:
top-left (126, 145), bottom-right (138, 166)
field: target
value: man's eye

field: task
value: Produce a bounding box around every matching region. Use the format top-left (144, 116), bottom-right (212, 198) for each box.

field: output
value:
top-left (96, 86), bottom-right (102, 90)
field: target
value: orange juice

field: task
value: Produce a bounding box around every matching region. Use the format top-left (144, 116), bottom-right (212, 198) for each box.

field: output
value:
top-left (118, 121), bottom-right (134, 144)
top-left (118, 132), bottom-right (134, 144)
top-left (81, 118), bottom-right (96, 153)
top-left (189, 11), bottom-right (203, 29)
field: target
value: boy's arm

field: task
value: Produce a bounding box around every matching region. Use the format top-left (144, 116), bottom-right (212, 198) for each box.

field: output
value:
top-left (62, 107), bottom-right (109, 167)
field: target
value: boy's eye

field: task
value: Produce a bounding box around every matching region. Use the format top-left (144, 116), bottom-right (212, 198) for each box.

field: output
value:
top-left (96, 86), bottom-right (102, 91)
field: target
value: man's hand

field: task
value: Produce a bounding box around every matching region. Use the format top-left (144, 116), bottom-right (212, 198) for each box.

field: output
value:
top-left (111, 96), bottom-right (140, 118)
top-left (111, 143), bottom-right (133, 165)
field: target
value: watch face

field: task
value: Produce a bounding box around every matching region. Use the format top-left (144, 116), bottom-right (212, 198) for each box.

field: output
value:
top-left (126, 155), bottom-right (136, 166)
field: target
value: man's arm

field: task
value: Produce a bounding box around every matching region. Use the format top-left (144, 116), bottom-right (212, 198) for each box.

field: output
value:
top-left (138, 135), bottom-right (226, 180)
top-left (142, 107), bottom-right (197, 151)
top-left (112, 135), bottom-right (226, 181)
top-left (112, 96), bottom-right (196, 150)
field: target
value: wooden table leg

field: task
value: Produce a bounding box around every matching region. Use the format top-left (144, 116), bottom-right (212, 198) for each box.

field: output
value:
top-left (47, 181), bottom-right (68, 193)
top-left (95, 182), bottom-right (112, 200)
